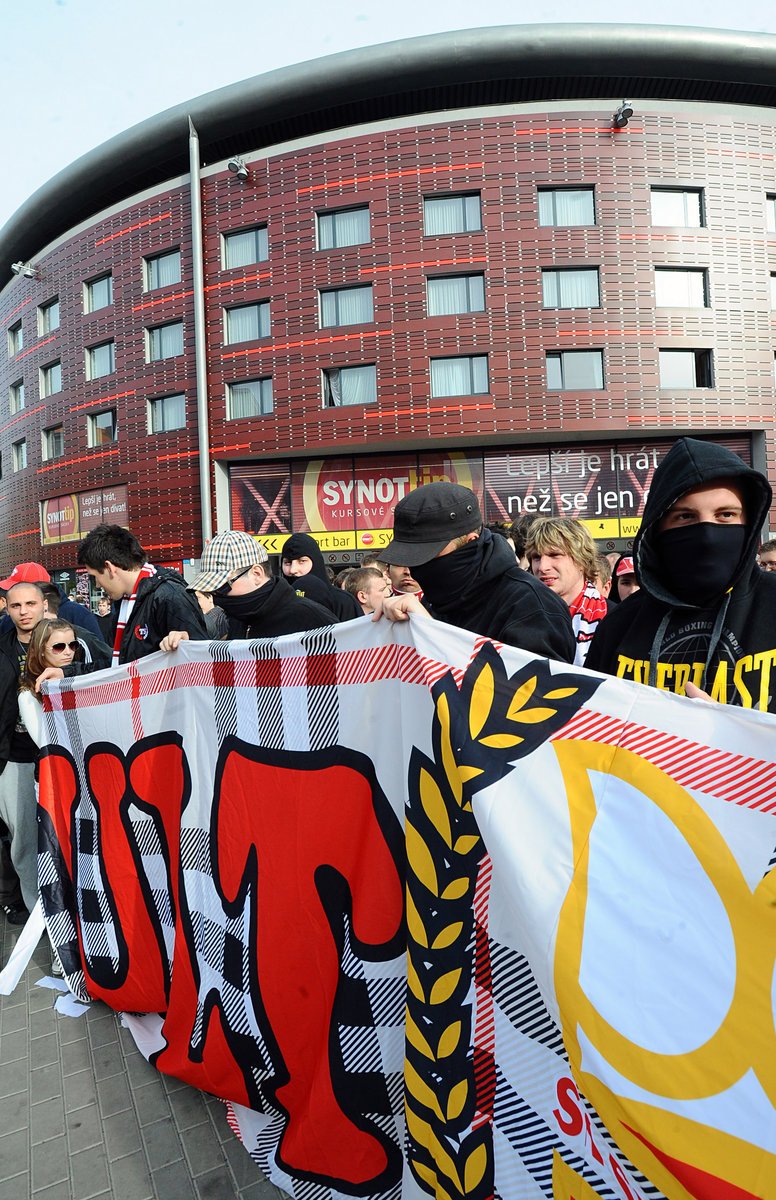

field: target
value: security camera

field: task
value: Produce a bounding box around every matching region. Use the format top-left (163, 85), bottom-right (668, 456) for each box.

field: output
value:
top-left (11, 261), bottom-right (36, 278)
top-left (227, 157), bottom-right (249, 182)
top-left (612, 101), bottom-right (634, 130)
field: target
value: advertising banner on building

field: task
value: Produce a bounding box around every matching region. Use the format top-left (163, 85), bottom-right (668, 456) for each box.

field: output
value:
top-left (40, 485), bottom-right (129, 545)
top-left (229, 437), bottom-right (751, 554)
top-left (36, 620), bottom-right (776, 1200)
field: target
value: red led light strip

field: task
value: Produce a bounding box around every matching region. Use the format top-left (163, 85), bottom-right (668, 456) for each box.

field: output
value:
top-left (222, 329), bottom-right (391, 360)
top-left (95, 212), bottom-right (172, 245)
top-left (70, 390), bottom-right (135, 413)
top-left (297, 162), bottom-right (485, 196)
top-left (361, 255), bottom-right (488, 275)
top-left (0, 405), bottom-right (45, 435)
top-left (36, 448), bottom-right (119, 474)
top-left (16, 335), bottom-right (57, 362)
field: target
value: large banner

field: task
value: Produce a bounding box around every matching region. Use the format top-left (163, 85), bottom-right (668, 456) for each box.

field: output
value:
top-left (37, 620), bottom-right (776, 1199)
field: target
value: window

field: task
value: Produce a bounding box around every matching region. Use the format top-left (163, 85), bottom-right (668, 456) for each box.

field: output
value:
top-left (659, 350), bottom-right (714, 388)
top-left (319, 285), bottom-right (373, 328)
top-left (144, 249), bottom-right (181, 291)
top-left (655, 268), bottom-right (708, 308)
top-left (86, 340), bottom-right (116, 380)
top-left (9, 380), bottom-right (24, 414)
top-left (41, 361), bottom-right (62, 397)
top-left (147, 321), bottom-right (183, 361)
top-left (767, 195), bottom-right (776, 234)
top-left (8, 320), bottom-right (23, 356)
top-left (223, 226), bottom-right (269, 269)
top-left (542, 269), bottom-right (600, 308)
top-left (427, 274), bottom-right (486, 316)
top-left (430, 355), bottom-right (489, 397)
top-left (650, 188), bottom-right (704, 228)
top-left (546, 350), bottom-right (605, 390)
top-left (84, 272), bottom-right (113, 312)
top-left (226, 378), bottom-right (273, 419)
top-left (538, 189), bottom-right (595, 227)
top-left (423, 194), bottom-right (482, 236)
top-left (317, 206), bottom-right (370, 250)
top-left (42, 425), bottom-right (64, 461)
top-left (323, 365), bottom-right (377, 407)
top-left (12, 440), bottom-right (26, 471)
top-left (149, 393), bottom-right (186, 433)
top-left (38, 297), bottom-right (60, 335)
top-left (771, 273), bottom-right (776, 309)
top-left (88, 409), bottom-right (117, 446)
top-left (224, 302), bottom-right (270, 345)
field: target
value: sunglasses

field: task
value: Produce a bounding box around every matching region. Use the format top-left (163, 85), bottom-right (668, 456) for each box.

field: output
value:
top-left (214, 563), bottom-right (255, 596)
top-left (50, 640), bottom-right (79, 653)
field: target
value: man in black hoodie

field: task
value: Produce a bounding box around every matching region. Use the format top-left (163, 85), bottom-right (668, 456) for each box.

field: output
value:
top-left (373, 482), bottom-right (575, 663)
top-left (162, 530), bottom-right (335, 649)
top-left (586, 437), bottom-right (776, 711)
top-left (281, 532), bottom-right (363, 622)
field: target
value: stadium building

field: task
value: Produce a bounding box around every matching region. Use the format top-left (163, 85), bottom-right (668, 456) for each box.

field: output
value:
top-left (2, 22), bottom-right (776, 580)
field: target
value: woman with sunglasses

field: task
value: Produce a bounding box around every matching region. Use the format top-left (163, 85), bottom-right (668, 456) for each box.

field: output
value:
top-left (18, 619), bottom-right (84, 743)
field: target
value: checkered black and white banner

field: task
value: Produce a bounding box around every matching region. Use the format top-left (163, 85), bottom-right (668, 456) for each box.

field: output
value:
top-left (36, 617), bottom-right (776, 1200)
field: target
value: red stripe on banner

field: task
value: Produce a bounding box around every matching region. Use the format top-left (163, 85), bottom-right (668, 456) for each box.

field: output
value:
top-left (554, 709), bottom-right (776, 811)
top-left (472, 855), bottom-right (496, 1131)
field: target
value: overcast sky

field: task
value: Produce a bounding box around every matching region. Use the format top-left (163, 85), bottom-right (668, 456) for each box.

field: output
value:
top-left (2, 0), bottom-right (776, 230)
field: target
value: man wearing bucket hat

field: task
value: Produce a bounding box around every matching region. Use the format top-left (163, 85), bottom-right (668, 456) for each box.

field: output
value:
top-left (161, 530), bottom-right (335, 650)
top-left (372, 481), bottom-right (575, 663)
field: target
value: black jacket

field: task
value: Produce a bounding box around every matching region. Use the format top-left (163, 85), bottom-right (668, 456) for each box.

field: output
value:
top-left (418, 529), bottom-right (576, 663)
top-left (587, 437), bottom-right (776, 711)
top-left (224, 576), bottom-right (336, 638)
top-left (281, 532), bottom-right (362, 622)
top-left (109, 568), bottom-right (207, 663)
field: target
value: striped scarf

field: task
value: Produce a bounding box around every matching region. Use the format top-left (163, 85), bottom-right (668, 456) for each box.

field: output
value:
top-left (568, 581), bottom-right (608, 666)
top-left (112, 564), bottom-right (157, 666)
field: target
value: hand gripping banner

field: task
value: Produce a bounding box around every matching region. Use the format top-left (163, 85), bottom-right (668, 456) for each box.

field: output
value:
top-left (35, 617), bottom-right (776, 1199)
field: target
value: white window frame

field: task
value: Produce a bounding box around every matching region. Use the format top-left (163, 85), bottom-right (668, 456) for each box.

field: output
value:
top-left (143, 248), bottom-right (182, 292)
top-left (84, 272), bottom-right (113, 313)
top-left (537, 188), bottom-right (596, 228)
top-left (426, 274), bottom-right (486, 316)
top-left (12, 439), bottom-right (27, 472)
top-left (8, 320), bottom-right (23, 356)
top-left (317, 205), bottom-right (371, 250)
top-left (658, 349), bottom-right (714, 388)
top-left (40, 361), bottom-right (62, 398)
top-left (654, 268), bottom-right (709, 308)
top-left (650, 187), bottom-right (705, 228)
top-left (319, 285), bottom-right (374, 329)
top-left (423, 193), bottom-right (482, 236)
top-left (322, 364), bottom-right (377, 408)
top-left (224, 302), bottom-right (270, 345)
top-left (9, 380), bottom-right (24, 414)
top-left (148, 393), bottom-right (186, 434)
top-left (42, 425), bottom-right (64, 462)
top-left (222, 225), bottom-right (269, 269)
top-left (37, 297), bottom-right (60, 335)
top-left (87, 409), bottom-right (118, 447)
top-left (146, 321), bottom-right (184, 362)
top-left (541, 268), bottom-right (600, 309)
top-left (86, 340), bottom-right (116, 381)
top-left (429, 355), bottom-right (489, 398)
top-left (226, 378), bottom-right (274, 420)
top-left (546, 350), bottom-right (605, 390)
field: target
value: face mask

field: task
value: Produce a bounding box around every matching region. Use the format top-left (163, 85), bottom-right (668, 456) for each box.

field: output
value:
top-left (412, 539), bottom-right (481, 603)
top-left (656, 523), bottom-right (747, 605)
top-left (215, 589), bottom-right (264, 621)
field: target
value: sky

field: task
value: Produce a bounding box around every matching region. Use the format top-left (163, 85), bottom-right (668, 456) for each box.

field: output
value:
top-left (2, 0), bottom-right (776, 231)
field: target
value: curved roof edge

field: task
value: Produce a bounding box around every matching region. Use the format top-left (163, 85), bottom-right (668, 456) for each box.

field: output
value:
top-left (3, 22), bottom-right (776, 279)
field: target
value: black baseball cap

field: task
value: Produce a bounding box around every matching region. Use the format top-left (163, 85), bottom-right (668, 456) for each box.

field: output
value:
top-left (382, 482), bottom-right (483, 567)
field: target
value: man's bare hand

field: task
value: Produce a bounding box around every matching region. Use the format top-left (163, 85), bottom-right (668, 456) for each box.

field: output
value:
top-left (371, 592), bottom-right (428, 623)
top-left (160, 630), bottom-right (190, 652)
top-left (685, 681), bottom-right (714, 702)
top-left (36, 667), bottom-right (64, 692)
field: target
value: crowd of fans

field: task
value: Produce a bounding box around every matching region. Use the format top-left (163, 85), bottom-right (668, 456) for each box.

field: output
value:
top-left (2, 436), bottom-right (776, 970)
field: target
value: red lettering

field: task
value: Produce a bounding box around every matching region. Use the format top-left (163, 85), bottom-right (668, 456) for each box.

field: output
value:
top-left (610, 1156), bottom-right (636, 1200)
top-left (553, 1076), bottom-right (583, 1136)
top-left (584, 1112), bottom-right (605, 1165)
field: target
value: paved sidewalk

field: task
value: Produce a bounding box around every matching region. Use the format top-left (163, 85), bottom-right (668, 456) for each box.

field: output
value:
top-left (0, 914), bottom-right (289, 1200)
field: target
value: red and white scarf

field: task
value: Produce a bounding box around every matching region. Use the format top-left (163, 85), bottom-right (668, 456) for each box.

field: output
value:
top-left (112, 564), bottom-right (157, 666)
top-left (568, 581), bottom-right (608, 666)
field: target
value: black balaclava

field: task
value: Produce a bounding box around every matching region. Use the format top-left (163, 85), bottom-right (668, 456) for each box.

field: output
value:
top-left (411, 539), bottom-right (482, 602)
top-left (656, 524), bottom-right (747, 607)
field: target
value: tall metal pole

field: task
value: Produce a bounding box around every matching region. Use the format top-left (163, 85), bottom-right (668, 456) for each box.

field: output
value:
top-left (188, 117), bottom-right (213, 546)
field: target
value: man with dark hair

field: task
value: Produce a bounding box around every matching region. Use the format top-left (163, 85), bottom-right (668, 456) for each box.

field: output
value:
top-left (373, 482), bottom-right (575, 662)
top-left (758, 538), bottom-right (776, 571)
top-left (587, 437), bottom-right (776, 710)
top-left (162, 530), bottom-right (335, 651)
top-left (77, 524), bottom-right (206, 663)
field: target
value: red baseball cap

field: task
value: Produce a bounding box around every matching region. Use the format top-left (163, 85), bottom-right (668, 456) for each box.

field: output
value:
top-left (615, 556), bottom-right (635, 577)
top-left (0, 562), bottom-right (51, 591)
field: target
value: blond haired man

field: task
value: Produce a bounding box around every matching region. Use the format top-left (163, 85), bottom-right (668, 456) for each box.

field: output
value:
top-left (527, 517), bottom-right (608, 666)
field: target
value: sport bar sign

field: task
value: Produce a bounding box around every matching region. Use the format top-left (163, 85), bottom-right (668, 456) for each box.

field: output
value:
top-left (41, 485), bottom-right (129, 546)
